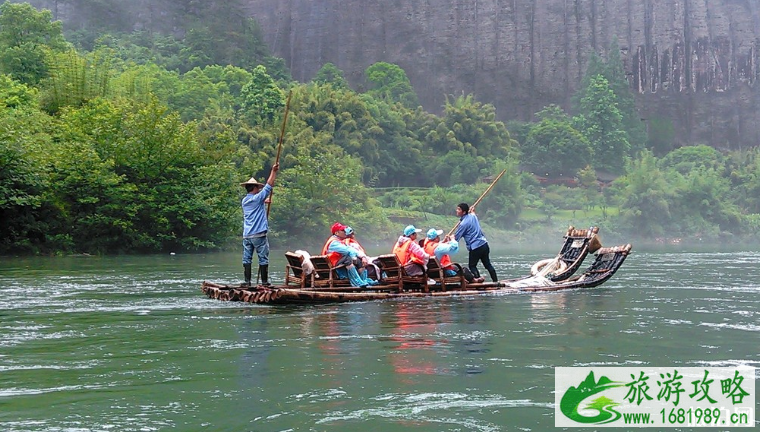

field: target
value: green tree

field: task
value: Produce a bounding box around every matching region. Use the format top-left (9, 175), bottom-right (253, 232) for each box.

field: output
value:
top-left (603, 38), bottom-right (647, 154)
top-left (0, 101), bottom-right (54, 252)
top-left (363, 98), bottom-right (427, 186)
top-left (505, 119), bottom-right (532, 146)
top-left (39, 48), bottom-right (112, 114)
top-left (44, 138), bottom-right (138, 253)
top-left (647, 117), bottom-right (676, 157)
top-left (420, 94), bottom-right (515, 184)
top-left (176, 1), bottom-right (271, 73)
top-left (262, 56), bottom-right (292, 83)
top-left (576, 75), bottom-right (630, 173)
top-left (482, 159), bottom-right (523, 227)
top-left (577, 165), bottom-right (600, 213)
top-left (726, 148), bottom-right (760, 214)
top-left (313, 62), bottom-right (349, 90)
top-left (670, 167), bottom-right (739, 236)
top-left (240, 65), bottom-right (285, 127)
top-left (659, 144), bottom-right (724, 175)
top-left (617, 150), bottom-right (673, 237)
top-left (438, 93), bottom-right (514, 158)
top-left (0, 2), bottom-right (69, 85)
top-left (271, 146), bottom-right (381, 246)
top-left (431, 150), bottom-right (480, 186)
top-left (364, 62), bottom-right (419, 109)
top-left (574, 39), bottom-right (647, 155)
top-left (162, 66), bottom-right (227, 122)
top-left (0, 73), bottom-right (37, 108)
top-left (294, 83), bottom-right (393, 184)
top-left (200, 65), bottom-right (252, 101)
top-left (57, 96), bottom-right (240, 252)
top-left (522, 105), bottom-right (592, 177)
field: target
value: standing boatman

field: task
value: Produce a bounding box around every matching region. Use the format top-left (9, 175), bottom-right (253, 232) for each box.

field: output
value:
top-left (240, 163), bottom-right (279, 286)
top-left (454, 202), bottom-right (497, 283)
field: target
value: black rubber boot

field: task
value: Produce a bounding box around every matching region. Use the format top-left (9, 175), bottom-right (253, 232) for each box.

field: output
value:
top-left (487, 268), bottom-right (498, 283)
top-left (260, 264), bottom-right (270, 287)
top-left (243, 264), bottom-right (252, 287)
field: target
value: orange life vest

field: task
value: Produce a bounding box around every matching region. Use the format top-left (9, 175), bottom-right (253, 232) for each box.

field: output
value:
top-left (321, 236), bottom-right (343, 266)
top-left (423, 239), bottom-right (452, 268)
top-left (393, 239), bottom-right (426, 266)
top-left (343, 237), bottom-right (365, 255)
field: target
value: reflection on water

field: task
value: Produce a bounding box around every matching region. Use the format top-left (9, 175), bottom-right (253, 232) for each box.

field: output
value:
top-left (528, 292), bottom-right (569, 327)
top-left (1, 250), bottom-right (760, 431)
top-left (384, 302), bottom-right (452, 378)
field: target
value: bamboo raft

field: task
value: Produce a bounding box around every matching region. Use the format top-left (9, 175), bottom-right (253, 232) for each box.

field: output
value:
top-left (201, 228), bottom-right (632, 305)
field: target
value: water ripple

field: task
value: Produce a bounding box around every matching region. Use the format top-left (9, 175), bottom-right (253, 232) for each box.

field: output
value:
top-left (315, 392), bottom-right (551, 431)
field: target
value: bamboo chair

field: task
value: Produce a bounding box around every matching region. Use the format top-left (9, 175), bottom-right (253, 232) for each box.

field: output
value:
top-left (373, 254), bottom-right (401, 292)
top-left (309, 255), bottom-right (351, 289)
top-left (426, 257), bottom-right (466, 290)
top-left (395, 256), bottom-right (429, 292)
top-left (284, 252), bottom-right (312, 288)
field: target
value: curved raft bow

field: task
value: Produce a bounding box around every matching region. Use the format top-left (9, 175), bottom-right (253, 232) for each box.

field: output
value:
top-left (529, 226), bottom-right (602, 281)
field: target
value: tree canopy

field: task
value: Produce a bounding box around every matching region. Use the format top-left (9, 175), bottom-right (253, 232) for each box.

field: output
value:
top-left (0, 1), bottom-right (69, 84)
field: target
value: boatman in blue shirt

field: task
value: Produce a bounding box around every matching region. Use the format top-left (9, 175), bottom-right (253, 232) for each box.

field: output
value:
top-left (454, 202), bottom-right (497, 283)
top-left (240, 163), bottom-right (279, 286)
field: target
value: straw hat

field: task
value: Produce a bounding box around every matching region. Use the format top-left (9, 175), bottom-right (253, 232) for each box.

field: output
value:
top-left (240, 177), bottom-right (264, 187)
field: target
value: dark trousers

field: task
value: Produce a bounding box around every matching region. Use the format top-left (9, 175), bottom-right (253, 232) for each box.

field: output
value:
top-left (468, 243), bottom-right (498, 282)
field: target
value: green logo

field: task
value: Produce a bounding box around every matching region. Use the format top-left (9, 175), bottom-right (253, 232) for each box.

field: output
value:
top-left (560, 371), bottom-right (625, 424)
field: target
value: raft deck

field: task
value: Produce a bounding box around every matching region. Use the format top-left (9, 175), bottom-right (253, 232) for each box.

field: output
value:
top-left (201, 244), bottom-right (632, 305)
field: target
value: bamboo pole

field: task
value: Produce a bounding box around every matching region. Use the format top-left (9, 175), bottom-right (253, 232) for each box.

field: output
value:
top-left (266, 90), bottom-right (293, 217)
top-left (257, 91), bottom-right (293, 286)
top-left (447, 168), bottom-right (508, 238)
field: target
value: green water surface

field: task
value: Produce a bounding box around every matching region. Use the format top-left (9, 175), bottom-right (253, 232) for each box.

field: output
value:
top-left (1, 249), bottom-right (758, 431)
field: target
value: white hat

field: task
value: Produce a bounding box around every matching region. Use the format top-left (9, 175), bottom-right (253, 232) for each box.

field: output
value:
top-left (403, 225), bottom-right (422, 236)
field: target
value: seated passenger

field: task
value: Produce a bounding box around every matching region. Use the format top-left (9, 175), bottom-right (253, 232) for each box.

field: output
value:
top-left (422, 228), bottom-right (459, 277)
top-left (343, 226), bottom-right (365, 255)
top-left (392, 225), bottom-right (430, 277)
top-left (321, 223), bottom-right (377, 287)
top-left (344, 226), bottom-right (382, 282)
top-left (422, 228), bottom-right (475, 282)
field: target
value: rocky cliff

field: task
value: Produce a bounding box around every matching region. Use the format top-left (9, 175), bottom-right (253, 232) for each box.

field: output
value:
top-left (246, 0), bottom-right (760, 149)
top-left (23, 0), bottom-right (760, 149)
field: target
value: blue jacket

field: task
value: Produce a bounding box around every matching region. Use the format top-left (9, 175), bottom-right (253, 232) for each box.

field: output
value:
top-left (455, 213), bottom-right (487, 251)
top-left (242, 184), bottom-right (272, 237)
top-left (327, 237), bottom-right (361, 258)
top-left (434, 240), bottom-right (459, 262)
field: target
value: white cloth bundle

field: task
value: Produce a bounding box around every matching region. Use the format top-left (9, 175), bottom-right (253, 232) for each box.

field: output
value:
top-left (294, 250), bottom-right (318, 278)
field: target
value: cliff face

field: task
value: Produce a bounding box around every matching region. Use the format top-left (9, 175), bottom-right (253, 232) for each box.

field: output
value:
top-left (246, 0), bottom-right (760, 149)
top-left (23, 0), bottom-right (760, 149)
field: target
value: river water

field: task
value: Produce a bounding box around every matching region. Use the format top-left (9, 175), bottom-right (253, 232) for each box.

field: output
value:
top-left (1, 247), bottom-right (758, 431)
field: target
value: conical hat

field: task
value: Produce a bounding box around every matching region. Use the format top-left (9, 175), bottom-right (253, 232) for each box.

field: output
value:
top-left (240, 177), bottom-right (264, 187)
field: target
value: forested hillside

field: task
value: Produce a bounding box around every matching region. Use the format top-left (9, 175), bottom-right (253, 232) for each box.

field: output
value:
top-left (2, 1), bottom-right (760, 256)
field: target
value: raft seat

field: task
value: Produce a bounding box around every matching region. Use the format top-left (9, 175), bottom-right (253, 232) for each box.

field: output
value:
top-left (379, 254), bottom-right (429, 292)
top-left (309, 255), bottom-right (351, 289)
top-left (426, 257), bottom-right (466, 291)
top-left (285, 252), bottom-right (312, 288)
top-left (373, 254), bottom-right (402, 292)
top-left (398, 257), bottom-right (430, 292)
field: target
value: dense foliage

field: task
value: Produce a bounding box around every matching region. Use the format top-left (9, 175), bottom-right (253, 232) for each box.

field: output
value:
top-left (1, 1), bottom-right (760, 255)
